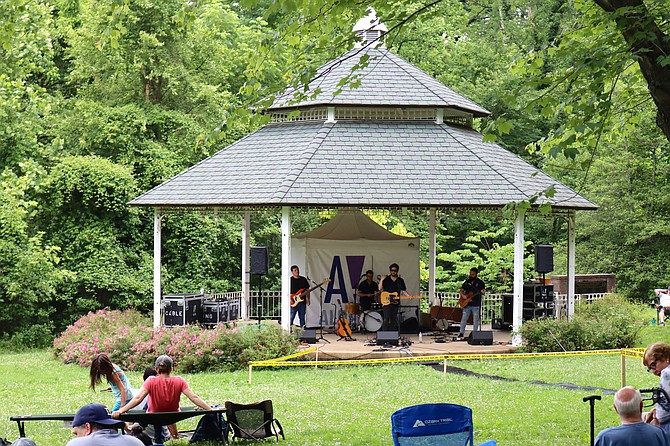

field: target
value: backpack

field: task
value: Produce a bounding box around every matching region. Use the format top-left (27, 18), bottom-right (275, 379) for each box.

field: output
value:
top-left (189, 411), bottom-right (228, 444)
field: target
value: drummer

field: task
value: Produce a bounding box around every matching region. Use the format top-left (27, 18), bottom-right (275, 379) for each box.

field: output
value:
top-left (357, 270), bottom-right (378, 312)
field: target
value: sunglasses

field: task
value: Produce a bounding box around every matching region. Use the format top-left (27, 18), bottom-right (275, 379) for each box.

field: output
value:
top-left (647, 360), bottom-right (658, 373)
top-left (390, 269), bottom-right (398, 272)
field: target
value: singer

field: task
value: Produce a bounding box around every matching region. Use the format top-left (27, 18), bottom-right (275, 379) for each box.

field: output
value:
top-left (289, 265), bottom-right (310, 329)
top-left (357, 270), bottom-right (378, 311)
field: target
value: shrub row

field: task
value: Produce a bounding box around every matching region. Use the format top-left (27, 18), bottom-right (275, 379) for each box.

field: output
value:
top-left (52, 308), bottom-right (299, 372)
top-left (518, 294), bottom-right (646, 352)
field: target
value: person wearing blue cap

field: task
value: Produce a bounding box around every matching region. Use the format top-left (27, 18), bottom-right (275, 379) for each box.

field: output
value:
top-left (66, 403), bottom-right (144, 445)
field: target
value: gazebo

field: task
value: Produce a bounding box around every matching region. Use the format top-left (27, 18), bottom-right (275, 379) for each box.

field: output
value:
top-left (130, 18), bottom-right (597, 343)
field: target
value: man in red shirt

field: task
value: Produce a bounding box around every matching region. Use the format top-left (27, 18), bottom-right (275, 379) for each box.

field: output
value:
top-left (113, 355), bottom-right (211, 443)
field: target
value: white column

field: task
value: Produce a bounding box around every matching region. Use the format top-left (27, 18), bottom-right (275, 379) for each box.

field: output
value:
top-left (567, 213), bottom-right (576, 318)
top-left (512, 208), bottom-right (526, 346)
top-left (429, 209), bottom-right (437, 305)
top-left (153, 209), bottom-right (163, 328)
top-left (241, 211), bottom-right (251, 320)
top-left (281, 206), bottom-right (292, 330)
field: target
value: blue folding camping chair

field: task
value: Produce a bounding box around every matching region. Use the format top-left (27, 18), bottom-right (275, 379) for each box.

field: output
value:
top-left (391, 403), bottom-right (496, 446)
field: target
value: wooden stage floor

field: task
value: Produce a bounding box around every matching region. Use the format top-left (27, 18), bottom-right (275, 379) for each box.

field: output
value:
top-left (297, 324), bottom-right (516, 360)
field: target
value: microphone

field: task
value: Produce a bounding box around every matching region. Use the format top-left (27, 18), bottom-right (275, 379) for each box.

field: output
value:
top-left (377, 275), bottom-right (382, 280)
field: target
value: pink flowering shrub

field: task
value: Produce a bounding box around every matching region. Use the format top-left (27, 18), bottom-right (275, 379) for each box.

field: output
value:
top-left (53, 308), bottom-right (298, 371)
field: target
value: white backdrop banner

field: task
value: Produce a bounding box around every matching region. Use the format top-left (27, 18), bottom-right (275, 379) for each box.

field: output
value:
top-left (291, 238), bottom-right (420, 327)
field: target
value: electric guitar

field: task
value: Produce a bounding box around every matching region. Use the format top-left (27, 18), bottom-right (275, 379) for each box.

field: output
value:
top-left (290, 278), bottom-right (331, 307)
top-left (379, 291), bottom-right (421, 306)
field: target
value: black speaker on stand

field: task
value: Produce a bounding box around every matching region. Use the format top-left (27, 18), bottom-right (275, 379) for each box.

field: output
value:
top-left (250, 247), bottom-right (269, 275)
top-left (534, 244), bottom-right (554, 306)
top-left (250, 247), bottom-right (268, 325)
top-left (534, 245), bottom-right (554, 274)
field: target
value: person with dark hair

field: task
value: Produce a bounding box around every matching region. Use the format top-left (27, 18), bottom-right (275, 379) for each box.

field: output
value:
top-left (595, 386), bottom-right (669, 446)
top-left (457, 267), bottom-right (485, 341)
top-left (289, 265), bottom-right (310, 329)
top-left (643, 342), bottom-right (670, 434)
top-left (378, 263), bottom-right (408, 331)
top-left (357, 269), bottom-right (378, 311)
top-left (67, 403), bottom-right (144, 445)
top-left (113, 355), bottom-right (211, 445)
top-left (89, 353), bottom-right (135, 411)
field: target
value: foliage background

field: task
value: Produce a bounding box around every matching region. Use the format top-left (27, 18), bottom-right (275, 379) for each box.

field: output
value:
top-left (2, 0), bottom-right (670, 342)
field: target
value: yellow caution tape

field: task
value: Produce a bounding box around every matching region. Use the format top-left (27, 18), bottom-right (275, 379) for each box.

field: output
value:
top-left (250, 349), bottom-right (621, 368)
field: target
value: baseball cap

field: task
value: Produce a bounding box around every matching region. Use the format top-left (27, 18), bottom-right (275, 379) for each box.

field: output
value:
top-left (11, 439), bottom-right (37, 446)
top-left (72, 403), bottom-right (124, 428)
top-left (155, 354), bottom-right (174, 369)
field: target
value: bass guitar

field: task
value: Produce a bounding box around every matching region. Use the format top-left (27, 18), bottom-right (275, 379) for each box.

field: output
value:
top-left (290, 278), bottom-right (331, 308)
top-left (335, 299), bottom-right (355, 340)
top-left (379, 291), bottom-right (421, 306)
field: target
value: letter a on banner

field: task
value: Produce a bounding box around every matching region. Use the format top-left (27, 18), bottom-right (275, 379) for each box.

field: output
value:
top-left (326, 256), bottom-right (348, 303)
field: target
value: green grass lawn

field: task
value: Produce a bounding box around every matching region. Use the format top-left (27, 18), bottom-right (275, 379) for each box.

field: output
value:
top-left (0, 348), bottom-right (662, 445)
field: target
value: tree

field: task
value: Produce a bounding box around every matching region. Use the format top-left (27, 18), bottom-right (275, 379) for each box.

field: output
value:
top-left (592, 0), bottom-right (670, 141)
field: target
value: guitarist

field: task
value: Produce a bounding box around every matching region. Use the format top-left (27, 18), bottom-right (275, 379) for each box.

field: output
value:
top-left (457, 267), bottom-right (486, 341)
top-left (378, 263), bottom-right (408, 331)
top-left (290, 265), bottom-right (311, 329)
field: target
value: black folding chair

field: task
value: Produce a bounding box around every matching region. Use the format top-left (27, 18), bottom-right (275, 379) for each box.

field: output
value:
top-left (224, 400), bottom-right (284, 442)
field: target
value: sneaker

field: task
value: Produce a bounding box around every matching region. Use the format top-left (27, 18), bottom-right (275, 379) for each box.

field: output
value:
top-left (661, 321), bottom-right (665, 327)
top-left (456, 336), bottom-right (466, 341)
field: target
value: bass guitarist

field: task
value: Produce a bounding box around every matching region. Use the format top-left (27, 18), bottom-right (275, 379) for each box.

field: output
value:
top-left (457, 267), bottom-right (485, 341)
top-left (290, 265), bottom-right (310, 330)
top-left (378, 263), bottom-right (408, 331)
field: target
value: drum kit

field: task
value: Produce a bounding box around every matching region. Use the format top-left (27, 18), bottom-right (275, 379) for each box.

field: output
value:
top-left (343, 302), bottom-right (383, 333)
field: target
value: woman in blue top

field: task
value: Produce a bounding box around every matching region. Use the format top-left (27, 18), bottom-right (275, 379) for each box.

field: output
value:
top-left (89, 353), bottom-right (134, 411)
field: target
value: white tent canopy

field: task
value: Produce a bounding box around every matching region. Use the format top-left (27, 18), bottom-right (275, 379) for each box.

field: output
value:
top-left (291, 210), bottom-right (420, 327)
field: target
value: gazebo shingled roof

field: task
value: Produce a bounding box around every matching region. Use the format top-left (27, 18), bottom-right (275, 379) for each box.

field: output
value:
top-left (270, 47), bottom-right (491, 116)
top-left (130, 45), bottom-right (597, 211)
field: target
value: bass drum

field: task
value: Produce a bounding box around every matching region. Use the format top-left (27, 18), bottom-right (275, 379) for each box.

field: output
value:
top-left (360, 310), bottom-right (382, 332)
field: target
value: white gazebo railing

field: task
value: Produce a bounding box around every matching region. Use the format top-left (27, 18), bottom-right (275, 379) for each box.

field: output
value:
top-left (205, 290), bottom-right (612, 323)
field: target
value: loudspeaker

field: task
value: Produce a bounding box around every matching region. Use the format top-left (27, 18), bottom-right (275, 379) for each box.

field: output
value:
top-left (467, 331), bottom-right (493, 345)
top-left (376, 331), bottom-right (399, 346)
top-left (534, 245), bottom-right (554, 273)
top-left (399, 317), bottom-right (419, 334)
top-left (250, 246), bottom-right (269, 275)
top-left (299, 329), bottom-right (317, 344)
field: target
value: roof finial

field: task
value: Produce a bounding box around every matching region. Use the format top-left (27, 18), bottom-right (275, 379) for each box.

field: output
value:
top-left (353, 8), bottom-right (387, 49)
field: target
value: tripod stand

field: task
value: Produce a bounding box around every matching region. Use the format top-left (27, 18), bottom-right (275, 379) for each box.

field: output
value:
top-left (255, 273), bottom-right (264, 325)
top-left (309, 277), bottom-right (330, 344)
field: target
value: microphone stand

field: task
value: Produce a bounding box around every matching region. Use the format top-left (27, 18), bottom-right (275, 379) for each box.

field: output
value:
top-left (351, 275), bottom-right (366, 333)
top-left (308, 277), bottom-right (330, 344)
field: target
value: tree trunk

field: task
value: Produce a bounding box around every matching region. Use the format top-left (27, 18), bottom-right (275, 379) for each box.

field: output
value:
top-left (594, 0), bottom-right (670, 141)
